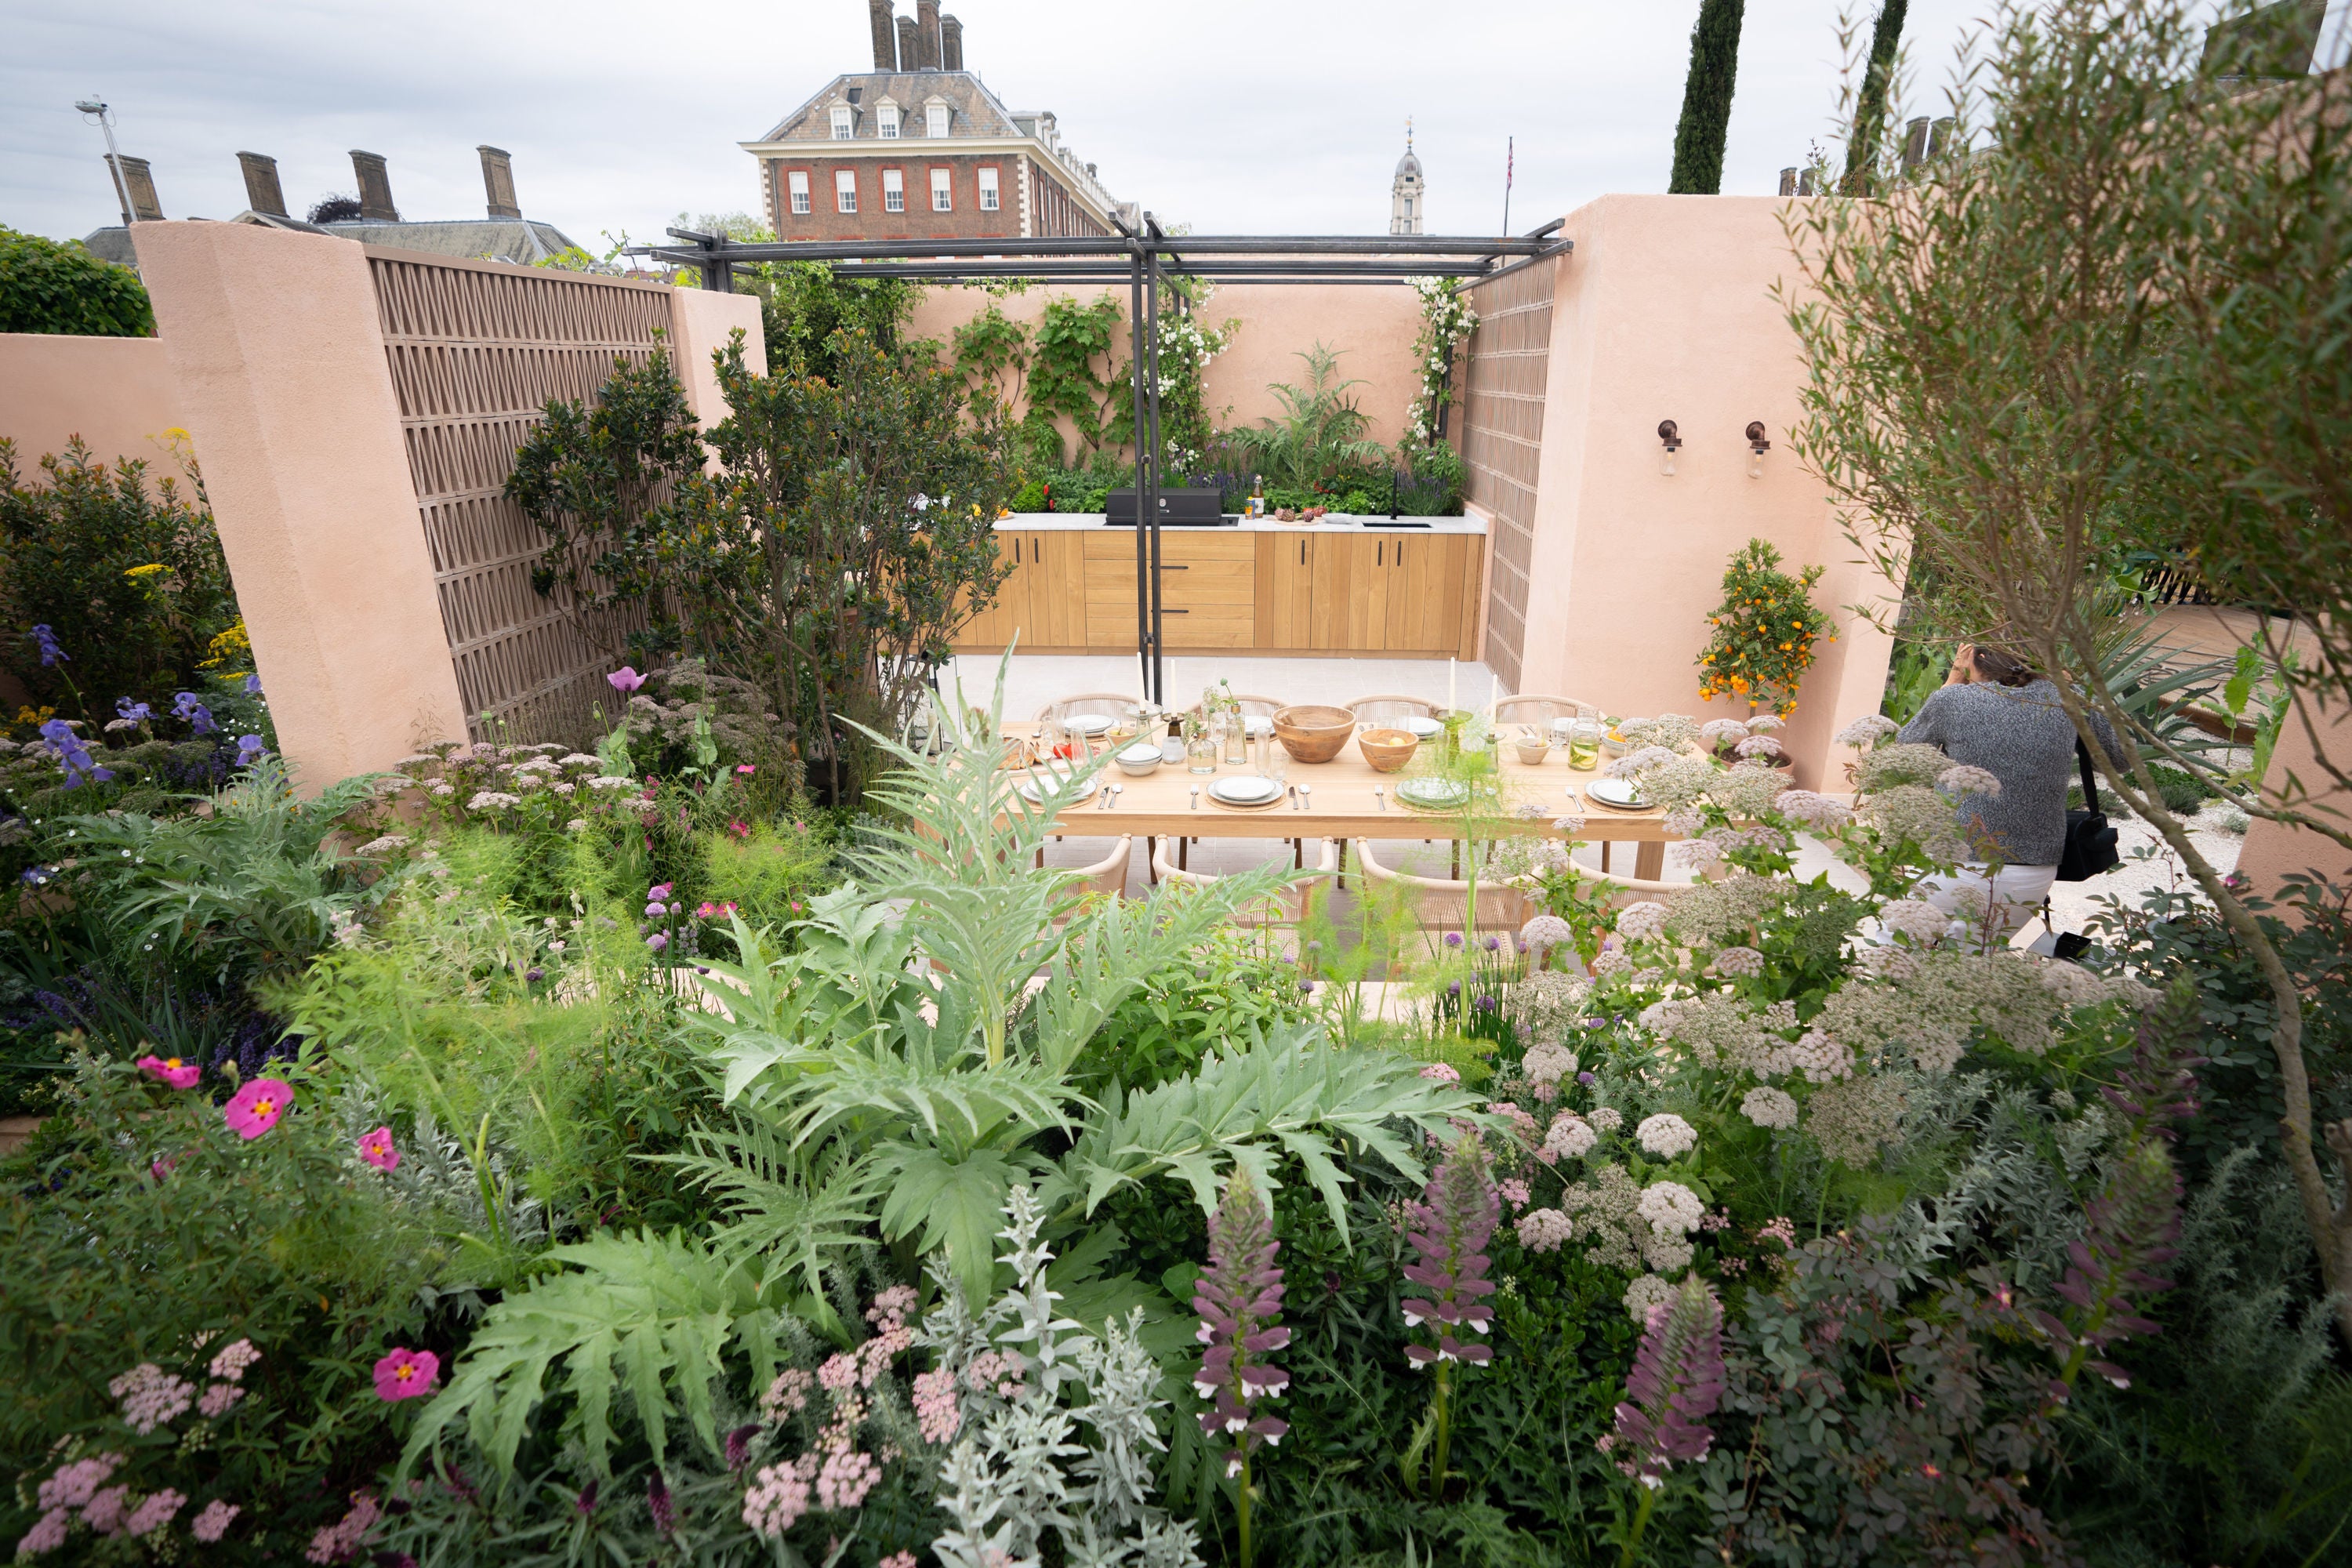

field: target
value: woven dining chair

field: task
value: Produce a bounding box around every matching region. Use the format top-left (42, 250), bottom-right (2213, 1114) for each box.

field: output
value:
top-left (1351, 839), bottom-right (1537, 935)
top-left (1152, 837), bottom-right (1335, 946)
top-left (1346, 694), bottom-right (1442, 724)
top-left (1494, 694), bottom-right (1602, 725)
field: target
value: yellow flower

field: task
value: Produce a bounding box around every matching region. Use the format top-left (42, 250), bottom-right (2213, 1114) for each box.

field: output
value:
top-left (124, 563), bottom-right (168, 580)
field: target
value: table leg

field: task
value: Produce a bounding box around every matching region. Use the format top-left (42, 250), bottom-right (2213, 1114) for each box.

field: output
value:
top-left (1635, 840), bottom-right (1665, 880)
top-left (1601, 842), bottom-right (1613, 873)
top-left (1145, 837), bottom-right (1159, 886)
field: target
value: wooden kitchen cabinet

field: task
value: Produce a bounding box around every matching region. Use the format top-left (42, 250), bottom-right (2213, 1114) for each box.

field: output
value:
top-left (1383, 532), bottom-right (1470, 653)
top-left (1256, 532), bottom-right (1316, 650)
top-left (1083, 532), bottom-right (1256, 649)
top-left (955, 532), bottom-right (1084, 650)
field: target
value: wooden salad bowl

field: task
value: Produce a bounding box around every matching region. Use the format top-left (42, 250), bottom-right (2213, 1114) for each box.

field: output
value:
top-left (1272, 704), bottom-right (1357, 764)
top-left (1356, 727), bottom-right (1419, 773)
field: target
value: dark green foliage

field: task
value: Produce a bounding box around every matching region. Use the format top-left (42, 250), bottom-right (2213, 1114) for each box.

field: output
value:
top-left (1668, 0), bottom-right (1747, 195)
top-left (737, 260), bottom-right (915, 383)
top-left (1842, 0), bottom-right (1911, 194)
top-left (505, 347), bottom-right (705, 662)
top-left (0, 227), bottom-right (153, 337)
top-left (1025, 293), bottom-right (1127, 463)
top-left (1075, 931), bottom-right (1316, 1098)
top-left (0, 438), bottom-right (240, 720)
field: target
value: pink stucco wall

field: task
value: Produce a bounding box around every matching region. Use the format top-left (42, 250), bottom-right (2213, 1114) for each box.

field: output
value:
top-left (2236, 695), bottom-right (2352, 913)
top-left (132, 221), bottom-right (468, 793)
top-left (669, 287), bottom-right (768, 464)
top-left (901, 278), bottom-right (1427, 449)
top-left (1511, 195), bottom-right (1897, 787)
top-left (0, 332), bottom-right (184, 473)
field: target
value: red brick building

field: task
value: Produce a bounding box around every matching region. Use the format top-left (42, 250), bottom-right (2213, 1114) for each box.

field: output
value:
top-left (742, 0), bottom-right (1134, 245)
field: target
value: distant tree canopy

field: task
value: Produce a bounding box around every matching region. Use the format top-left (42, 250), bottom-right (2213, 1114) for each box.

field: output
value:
top-left (305, 195), bottom-right (364, 224)
top-left (0, 228), bottom-right (153, 338)
top-left (1668, 0), bottom-right (1747, 194)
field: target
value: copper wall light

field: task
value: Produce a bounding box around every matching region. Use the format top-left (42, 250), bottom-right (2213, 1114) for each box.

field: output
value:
top-left (1658, 419), bottom-right (1682, 477)
top-left (1745, 420), bottom-right (1771, 478)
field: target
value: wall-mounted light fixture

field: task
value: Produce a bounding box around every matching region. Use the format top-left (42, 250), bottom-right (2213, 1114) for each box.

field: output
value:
top-left (1658, 419), bottom-right (1682, 477)
top-left (1745, 420), bottom-right (1771, 479)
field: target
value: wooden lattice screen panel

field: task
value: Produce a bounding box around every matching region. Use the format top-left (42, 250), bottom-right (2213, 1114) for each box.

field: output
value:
top-left (1459, 263), bottom-right (1553, 691)
top-left (368, 249), bottom-right (676, 742)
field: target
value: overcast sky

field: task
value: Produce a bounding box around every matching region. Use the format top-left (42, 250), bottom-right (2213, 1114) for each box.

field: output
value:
top-left (0, 1), bottom-right (2292, 250)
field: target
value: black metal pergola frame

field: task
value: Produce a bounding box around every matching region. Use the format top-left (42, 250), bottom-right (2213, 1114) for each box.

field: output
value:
top-left (630, 216), bottom-right (1570, 706)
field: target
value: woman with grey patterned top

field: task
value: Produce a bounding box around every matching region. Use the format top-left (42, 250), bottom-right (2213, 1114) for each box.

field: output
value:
top-left (1896, 644), bottom-right (2120, 938)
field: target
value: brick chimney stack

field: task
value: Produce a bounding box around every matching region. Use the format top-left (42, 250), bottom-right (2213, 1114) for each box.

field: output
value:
top-left (914, 0), bottom-right (941, 67)
top-left (896, 15), bottom-right (919, 71)
top-left (238, 152), bottom-right (288, 216)
top-left (350, 151), bottom-right (399, 221)
top-left (477, 145), bottom-right (521, 219)
top-left (940, 13), bottom-right (963, 69)
top-left (868, 0), bottom-right (898, 69)
top-left (109, 156), bottom-right (164, 221)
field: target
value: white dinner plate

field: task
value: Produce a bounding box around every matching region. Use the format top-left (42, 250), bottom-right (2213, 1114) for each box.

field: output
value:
top-left (1208, 775), bottom-right (1283, 806)
top-left (1403, 717), bottom-right (1443, 739)
top-left (1063, 714), bottom-right (1113, 736)
top-left (1395, 779), bottom-right (1470, 810)
top-left (1017, 768), bottom-right (1083, 804)
top-left (1242, 715), bottom-right (1273, 737)
top-left (1584, 777), bottom-right (1646, 808)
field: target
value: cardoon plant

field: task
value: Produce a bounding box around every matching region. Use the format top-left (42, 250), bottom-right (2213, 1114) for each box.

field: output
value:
top-left (1191, 1168), bottom-right (1288, 1567)
top-left (1606, 1272), bottom-right (1723, 1566)
top-left (1400, 1131), bottom-right (1497, 1497)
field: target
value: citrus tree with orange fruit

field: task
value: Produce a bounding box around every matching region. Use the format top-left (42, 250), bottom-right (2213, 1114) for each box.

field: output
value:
top-left (1695, 537), bottom-right (1831, 716)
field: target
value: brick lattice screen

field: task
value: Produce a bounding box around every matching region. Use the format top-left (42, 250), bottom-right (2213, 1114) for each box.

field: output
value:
top-left (368, 249), bottom-right (675, 742)
top-left (1459, 263), bottom-right (1553, 691)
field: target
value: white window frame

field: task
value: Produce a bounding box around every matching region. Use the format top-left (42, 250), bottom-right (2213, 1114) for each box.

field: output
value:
top-left (977, 165), bottom-right (1000, 211)
top-left (829, 106), bottom-right (854, 140)
top-left (877, 104), bottom-right (900, 140)
top-left (786, 169), bottom-right (811, 215)
top-left (882, 168), bottom-right (905, 212)
top-left (930, 167), bottom-right (953, 212)
top-left (834, 169), bottom-right (858, 213)
top-left (926, 103), bottom-right (950, 138)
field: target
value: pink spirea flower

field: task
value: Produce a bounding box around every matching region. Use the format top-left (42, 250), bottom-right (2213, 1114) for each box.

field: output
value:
top-left (372, 1348), bottom-right (439, 1402)
top-left (357, 1127), bottom-right (399, 1171)
top-left (190, 1500), bottom-right (240, 1542)
top-left (1498, 1178), bottom-right (1531, 1210)
top-left (82, 1485), bottom-right (129, 1535)
top-left (912, 1367), bottom-right (960, 1445)
top-left (15, 1508), bottom-right (69, 1556)
top-left (304, 1492), bottom-right (380, 1564)
top-left (1418, 1062), bottom-right (1461, 1083)
top-left (815, 1446), bottom-right (880, 1511)
top-left (125, 1489), bottom-right (185, 1537)
top-left (222, 1077), bottom-right (294, 1139)
top-left (761, 1367), bottom-right (814, 1418)
top-left (816, 1352), bottom-right (858, 1393)
top-left (742, 1456), bottom-right (815, 1537)
top-left (198, 1382), bottom-right (246, 1418)
top-left (136, 1053), bottom-right (201, 1089)
top-left (209, 1338), bottom-right (262, 1382)
top-left (110, 1363), bottom-right (194, 1432)
top-left (38, 1454), bottom-right (122, 1512)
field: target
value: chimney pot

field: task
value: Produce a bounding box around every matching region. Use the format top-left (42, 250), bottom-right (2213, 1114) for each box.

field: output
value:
top-left (350, 151), bottom-right (399, 221)
top-left (868, 0), bottom-right (898, 69)
top-left (237, 152), bottom-right (288, 216)
top-left (1796, 167), bottom-right (1817, 196)
top-left (914, 0), bottom-right (941, 67)
top-left (1777, 166), bottom-right (1798, 197)
top-left (896, 15), bottom-right (919, 71)
top-left (477, 145), bottom-right (521, 219)
top-left (108, 155), bottom-right (164, 222)
top-left (1900, 117), bottom-right (1932, 172)
top-left (1930, 116), bottom-right (1957, 160)
top-left (940, 13), bottom-right (963, 69)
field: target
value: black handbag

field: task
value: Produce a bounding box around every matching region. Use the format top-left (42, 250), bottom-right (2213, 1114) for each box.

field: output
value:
top-left (2056, 739), bottom-right (2121, 881)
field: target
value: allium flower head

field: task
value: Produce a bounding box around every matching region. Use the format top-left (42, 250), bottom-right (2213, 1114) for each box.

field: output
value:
top-left (357, 1127), bottom-right (399, 1170)
top-left (1400, 1133), bottom-right (1500, 1368)
top-left (1610, 1274), bottom-right (1724, 1483)
top-left (136, 1053), bottom-right (201, 1089)
top-left (372, 1348), bottom-right (440, 1402)
top-left (223, 1077), bottom-right (293, 1139)
top-left (1191, 1168), bottom-right (1290, 1476)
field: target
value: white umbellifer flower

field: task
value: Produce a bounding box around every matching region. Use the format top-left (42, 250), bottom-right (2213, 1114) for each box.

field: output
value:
top-left (1515, 1208), bottom-right (1574, 1253)
top-left (1623, 1272), bottom-right (1678, 1326)
top-left (1741, 1086), bottom-right (1799, 1130)
top-left (1833, 714), bottom-right (1899, 748)
top-left (1638, 1180), bottom-right (1704, 1237)
top-left (558, 753), bottom-right (602, 769)
top-left (1617, 902), bottom-right (1671, 942)
top-left (1635, 1112), bottom-right (1698, 1158)
top-left (1877, 898), bottom-right (1951, 945)
top-left (587, 776), bottom-right (637, 790)
top-left (354, 833), bottom-right (409, 856)
top-left (1748, 713), bottom-right (1785, 733)
top-left (1698, 718), bottom-right (1750, 746)
top-left (1523, 1042), bottom-right (1579, 1086)
top-left (1592, 949), bottom-right (1630, 976)
top-left (1520, 913), bottom-right (1575, 954)
top-left (1606, 745), bottom-right (1679, 780)
top-left (1774, 789), bottom-right (1853, 829)
top-left (1711, 946), bottom-right (1766, 978)
top-left (1588, 1105), bottom-right (1624, 1132)
top-left (1937, 764), bottom-right (2003, 797)
top-left (1735, 734), bottom-right (1784, 760)
top-left (2038, 960), bottom-right (2111, 1007)
top-left (1544, 1112), bottom-right (1597, 1160)
top-left (430, 782), bottom-right (456, 797)
top-left (1790, 1029), bottom-right (1854, 1083)
top-left (466, 791), bottom-right (522, 811)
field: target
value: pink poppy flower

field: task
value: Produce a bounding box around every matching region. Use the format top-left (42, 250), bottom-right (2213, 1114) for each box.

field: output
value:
top-left (136, 1054), bottom-right (201, 1090)
top-left (222, 1079), bottom-right (293, 1140)
top-left (357, 1127), bottom-right (399, 1171)
top-left (607, 667), bottom-right (646, 694)
top-left (372, 1348), bottom-right (440, 1402)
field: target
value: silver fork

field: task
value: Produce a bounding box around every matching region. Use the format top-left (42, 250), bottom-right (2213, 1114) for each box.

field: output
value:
top-left (1374, 786), bottom-right (1387, 812)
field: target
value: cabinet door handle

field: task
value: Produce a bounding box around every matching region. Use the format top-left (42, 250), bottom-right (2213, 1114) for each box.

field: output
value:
top-left (1161, 563), bottom-right (1189, 571)
top-left (1013, 539), bottom-right (1022, 564)
top-left (1377, 541), bottom-right (1385, 566)
top-left (1163, 608), bottom-right (1191, 615)
top-left (1300, 541), bottom-right (1308, 564)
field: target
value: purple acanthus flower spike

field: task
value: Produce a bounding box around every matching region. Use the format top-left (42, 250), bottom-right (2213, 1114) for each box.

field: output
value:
top-left (30, 624), bottom-right (66, 666)
top-left (647, 1476), bottom-right (675, 1535)
top-left (1192, 1167), bottom-right (1290, 1477)
top-left (1611, 1273), bottom-right (1725, 1486)
top-left (1401, 1132), bottom-right (1499, 1369)
top-left (173, 691), bottom-right (216, 734)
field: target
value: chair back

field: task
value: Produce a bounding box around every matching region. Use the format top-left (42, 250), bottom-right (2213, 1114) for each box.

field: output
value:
top-left (1347, 694), bottom-right (1440, 724)
top-left (1494, 694), bottom-right (1600, 727)
top-left (1152, 838), bottom-right (1332, 927)
top-left (1352, 840), bottom-right (1534, 933)
top-left (1056, 837), bottom-right (1131, 913)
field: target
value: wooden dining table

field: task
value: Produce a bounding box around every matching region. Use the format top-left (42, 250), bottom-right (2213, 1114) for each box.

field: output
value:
top-left (1031, 738), bottom-right (1677, 880)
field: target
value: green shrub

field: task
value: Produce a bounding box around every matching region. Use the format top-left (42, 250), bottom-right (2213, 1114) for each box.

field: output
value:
top-left (0, 228), bottom-right (153, 337)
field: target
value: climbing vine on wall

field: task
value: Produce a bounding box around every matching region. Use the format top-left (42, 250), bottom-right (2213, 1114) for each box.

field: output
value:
top-left (1405, 276), bottom-right (1477, 451)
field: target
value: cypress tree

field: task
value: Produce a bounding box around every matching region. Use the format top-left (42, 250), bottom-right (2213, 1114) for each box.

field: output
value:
top-left (1668, 0), bottom-right (1747, 194)
top-left (1841, 0), bottom-right (1911, 194)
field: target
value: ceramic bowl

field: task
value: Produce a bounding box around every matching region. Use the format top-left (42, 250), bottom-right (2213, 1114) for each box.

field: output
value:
top-left (1112, 742), bottom-right (1163, 778)
top-left (1358, 727), bottom-right (1419, 772)
top-left (1272, 704), bottom-right (1356, 764)
top-left (1514, 740), bottom-right (1552, 766)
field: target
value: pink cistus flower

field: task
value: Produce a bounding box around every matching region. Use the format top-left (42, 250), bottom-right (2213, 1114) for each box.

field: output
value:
top-left (357, 1126), bottom-right (399, 1171)
top-left (372, 1348), bottom-right (440, 1402)
top-left (1402, 1133), bottom-right (1500, 1370)
top-left (222, 1076), bottom-right (294, 1140)
top-left (1610, 1273), bottom-right (1726, 1486)
top-left (136, 1053), bottom-right (201, 1089)
top-left (1191, 1167), bottom-right (1290, 1479)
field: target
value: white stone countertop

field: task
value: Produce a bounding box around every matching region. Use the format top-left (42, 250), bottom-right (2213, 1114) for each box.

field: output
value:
top-left (996, 511), bottom-right (1488, 535)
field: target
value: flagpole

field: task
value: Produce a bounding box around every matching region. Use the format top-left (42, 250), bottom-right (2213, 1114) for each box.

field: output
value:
top-left (1501, 136), bottom-right (1514, 234)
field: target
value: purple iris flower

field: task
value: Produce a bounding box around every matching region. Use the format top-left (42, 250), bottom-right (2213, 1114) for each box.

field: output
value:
top-left (244, 673), bottom-right (263, 695)
top-left (39, 719), bottom-right (113, 788)
top-left (29, 625), bottom-right (66, 666)
top-left (608, 667), bottom-right (647, 694)
top-left (172, 692), bottom-right (216, 734)
top-left (115, 697), bottom-right (151, 723)
top-left (234, 734), bottom-right (269, 767)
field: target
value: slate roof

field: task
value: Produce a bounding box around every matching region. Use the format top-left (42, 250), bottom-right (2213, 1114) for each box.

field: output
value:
top-left (756, 71), bottom-right (1019, 142)
top-left (82, 215), bottom-right (584, 270)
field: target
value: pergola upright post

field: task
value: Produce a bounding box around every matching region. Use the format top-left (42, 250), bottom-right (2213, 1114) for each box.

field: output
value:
top-left (1143, 220), bottom-right (1167, 706)
top-left (1125, 240), bottom-right (1152, 705)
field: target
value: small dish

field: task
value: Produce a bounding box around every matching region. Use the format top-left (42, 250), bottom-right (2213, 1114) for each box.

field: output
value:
top-left (1063, 714), bottom-right (1113, 737)
top-left (1513, 740), bottom-right (1551, 766)
top-left (1113, 742), bottom-right (1162, 778)
top-left (1584, 777), bottom-right (1647, 809)
top-left (1403, 717), bottom-right (1443, 739)
top-left (1208, 775), bottom-right (1283, 807)
top-left (1395, 778), bottom-right (1471, 811)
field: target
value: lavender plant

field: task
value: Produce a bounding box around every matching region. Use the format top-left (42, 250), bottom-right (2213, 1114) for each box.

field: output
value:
top-left (1399, 1132), bottom-right (1497, 1497)
top-left (1191, 1168), bottom-right (1289, 1566)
